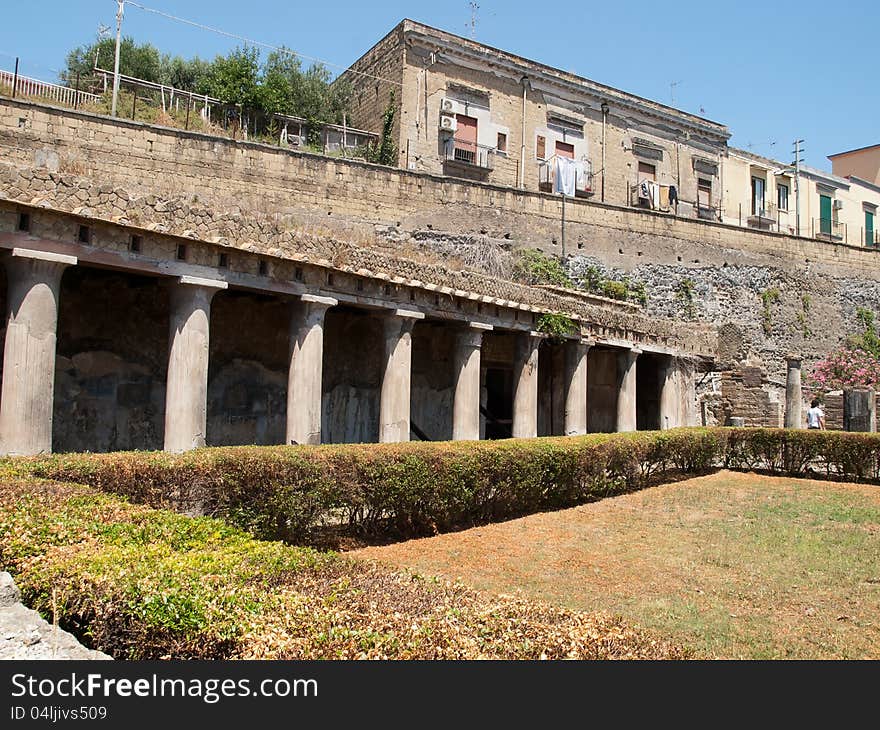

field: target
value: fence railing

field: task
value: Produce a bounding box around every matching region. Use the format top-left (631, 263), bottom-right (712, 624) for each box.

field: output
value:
top-left (0, 68), bottom-right (99, 107)
top-left (813, 217), bottom-right (846, 240)
top-left (443, 138), bottom-right (493, 169)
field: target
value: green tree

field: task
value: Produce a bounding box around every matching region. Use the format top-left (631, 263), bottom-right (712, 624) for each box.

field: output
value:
top-left (62, 36), bottom-right (162, 86)
top-left (201, 46), bottom-right (261, 107)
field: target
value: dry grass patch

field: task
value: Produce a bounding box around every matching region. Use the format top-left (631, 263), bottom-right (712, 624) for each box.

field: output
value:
top-left (353, 470), bottom-right (880, 659)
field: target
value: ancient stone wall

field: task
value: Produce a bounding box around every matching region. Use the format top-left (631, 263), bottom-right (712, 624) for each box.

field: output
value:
top-left (3, 98), bottom-right (880, 424)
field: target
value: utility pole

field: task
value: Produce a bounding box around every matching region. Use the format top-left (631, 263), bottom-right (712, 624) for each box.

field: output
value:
top-left (792, 139), bottom-right (804, 237)
top-left (110, 0), bottom-right (125, 117)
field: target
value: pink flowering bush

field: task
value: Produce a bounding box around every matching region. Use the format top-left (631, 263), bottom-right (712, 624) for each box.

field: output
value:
top-left (807, 346), bottom-right (880, 393)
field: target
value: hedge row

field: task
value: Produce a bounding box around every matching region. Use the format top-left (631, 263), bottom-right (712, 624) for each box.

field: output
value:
top-left (0, 480), bottom-right (685, 659)
top-left (9, 428), bottom-right (880, 545)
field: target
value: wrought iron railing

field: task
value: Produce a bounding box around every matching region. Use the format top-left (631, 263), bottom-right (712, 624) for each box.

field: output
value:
top-left (443, 138), bottom-right (492, 169)
top-left (814, 217), bottom-right (846, 240)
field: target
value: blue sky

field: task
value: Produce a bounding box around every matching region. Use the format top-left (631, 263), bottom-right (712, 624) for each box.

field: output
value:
top-left (0, 0), bottom-right (875, 170)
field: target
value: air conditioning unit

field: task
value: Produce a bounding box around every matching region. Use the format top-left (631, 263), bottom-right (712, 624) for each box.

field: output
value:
top-left (440, 98), bottom-right (455, 115)
top-left (439, 115), bottom-right (457, 133)
top-left (833, 199), bottom-right (844, 210)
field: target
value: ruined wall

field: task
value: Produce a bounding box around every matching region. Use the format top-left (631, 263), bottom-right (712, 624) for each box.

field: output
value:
top-left (5, 98), bottom-right (880, 424)
top-left (54, 268), bottom-right (167, 453)
top-left (411, 322), bottom-right (455, 441)
top-left (207, 291), bottom-right (290, 446)
top-left (588, 348), bottom-right (619, 433)
top-left (321, 308), bottom-right (382, 444)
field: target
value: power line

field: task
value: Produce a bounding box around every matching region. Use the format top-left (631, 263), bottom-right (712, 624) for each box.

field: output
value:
top-left (121, 0), bottom-right (404, 88)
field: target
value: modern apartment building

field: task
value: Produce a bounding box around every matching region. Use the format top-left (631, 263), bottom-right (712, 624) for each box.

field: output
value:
top-left (340, 19), bottom-right (731, 221)
top-left (341, 19), bottom-right (879, 248)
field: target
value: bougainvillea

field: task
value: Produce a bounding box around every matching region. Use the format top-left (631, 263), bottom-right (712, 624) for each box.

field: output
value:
top-left (807, 346), bottom-right (880, 393)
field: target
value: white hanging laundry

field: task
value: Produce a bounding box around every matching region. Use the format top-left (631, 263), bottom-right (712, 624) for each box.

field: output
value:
top-left (554, 156), bottom-right (577, 197)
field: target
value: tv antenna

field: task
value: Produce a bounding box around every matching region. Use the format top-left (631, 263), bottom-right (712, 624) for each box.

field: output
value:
top-left (670, 80), bottom-right (681, 106)
top-left (467, 1), bottom-right (479, 39)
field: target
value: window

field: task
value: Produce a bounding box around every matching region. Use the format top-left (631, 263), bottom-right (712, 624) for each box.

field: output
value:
top-left (555, 141), bottom-right (574, 159)
top-left (536, 135), bottom-right (546, 160)
top-left (77, 225), bottom-right (90, 243)
top-left (176, 244), bottom-right (187, 261)
top-left (218, 252), bottom-right (228, 268)
top-left (866, 209), bottom-right (875, 246)
top-left (17, 212), bottom-right (30, 232)
top-left (258, 260), bottom-right (268, 276)
top-left (637, 161), bottom-right (656, 182)
top-left (751, 177), bottom-right (766, 216)
top-left (698, 179), bottom-right (712, 209)
top-left (496, 132), bottom-right (507, 153)
top-left (130, 235), bottom-right (142, 253)
top-left (777, 183), bottom-right (789, 212)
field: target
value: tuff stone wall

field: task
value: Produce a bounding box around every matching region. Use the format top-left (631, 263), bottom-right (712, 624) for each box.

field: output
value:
top-left (4, 97), bottom-right (880, 424)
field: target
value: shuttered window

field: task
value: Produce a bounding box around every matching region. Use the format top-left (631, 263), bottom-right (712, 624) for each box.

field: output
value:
top-left (536, 135), bottom-right (546, 160)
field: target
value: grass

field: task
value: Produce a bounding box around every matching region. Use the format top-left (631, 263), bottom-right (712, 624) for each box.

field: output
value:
top-left (353, 470), bottom-right (880, 659)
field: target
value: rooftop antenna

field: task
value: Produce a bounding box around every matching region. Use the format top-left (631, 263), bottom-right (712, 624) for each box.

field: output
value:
top-left (670, 80), bottom-right (681, 106)
top-left (467, 1), bottom-right (479, 40)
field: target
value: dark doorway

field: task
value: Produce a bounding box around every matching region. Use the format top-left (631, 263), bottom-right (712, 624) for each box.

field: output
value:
top-left (484, 367), bottom-right (513, 439)
top-left (636, 352), bottom-right (663, 431)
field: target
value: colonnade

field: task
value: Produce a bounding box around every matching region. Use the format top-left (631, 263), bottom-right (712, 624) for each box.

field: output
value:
top-left (0, 250), bottom-right (686, 455)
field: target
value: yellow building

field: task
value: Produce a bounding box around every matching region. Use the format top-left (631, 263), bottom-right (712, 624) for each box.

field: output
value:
top-left (724, 148), bottom-right (880, 247)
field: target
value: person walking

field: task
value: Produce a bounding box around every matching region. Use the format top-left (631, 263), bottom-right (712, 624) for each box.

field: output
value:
top-left (806, 399), bottom-right (826, 430)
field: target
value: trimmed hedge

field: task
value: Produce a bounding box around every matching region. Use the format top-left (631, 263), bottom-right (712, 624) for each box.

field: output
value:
top-left (0, 480), bottom-right (685, 659)
top-left (7, 428), bottom-right (880, 545)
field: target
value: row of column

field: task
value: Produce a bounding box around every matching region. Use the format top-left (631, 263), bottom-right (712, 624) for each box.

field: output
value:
top-left (0, 249), bottom-right (678, 455)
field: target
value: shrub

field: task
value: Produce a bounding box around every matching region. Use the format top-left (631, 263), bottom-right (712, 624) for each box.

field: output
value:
top-left (8, 428), bottom-right (880, 549)
top-left (0, 480), bottom-right (684, 660)
top-left (16, 430), bottom-right (721, 545)
top-left (512, 249), bottom-right (572, 287)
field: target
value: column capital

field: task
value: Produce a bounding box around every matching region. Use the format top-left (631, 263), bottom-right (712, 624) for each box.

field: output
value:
top-left (12, 248), bottom-right (78, 267)
top-left (300, 294), bottom-right (338, 307)
top-left (178, 275), bottom-right (228, 290)
top-left (785, 354), bottom-right (803, 367)
top-left (391, 308), bottom-right (426, 320)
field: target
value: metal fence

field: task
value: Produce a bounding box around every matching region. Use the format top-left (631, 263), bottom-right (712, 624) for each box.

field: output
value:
top-left (0, 67), bottom-right (99, 108)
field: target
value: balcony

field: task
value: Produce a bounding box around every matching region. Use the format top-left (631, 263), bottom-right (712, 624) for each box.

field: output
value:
top-left (696, 204), bottom-right (718, 222)
top-left (747, 205), bottom-right (777, 231)
top-left (442, 138), bottom-right (493, 179)
top-left (814, 218), bottom-right (846, 242)
top-left (538, 159), bottom-right (593, 198)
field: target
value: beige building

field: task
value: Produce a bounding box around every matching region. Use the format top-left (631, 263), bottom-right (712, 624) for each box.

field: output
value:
top-left (341, 19), bottom-right (730, 220)
top-left (724, 148), bottom-right (880, 247)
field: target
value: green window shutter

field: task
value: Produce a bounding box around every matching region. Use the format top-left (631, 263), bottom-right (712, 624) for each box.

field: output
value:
top-left (820, 195), bottom-right (832, 235)
top-left (867, 210), bottom-right (875, 246)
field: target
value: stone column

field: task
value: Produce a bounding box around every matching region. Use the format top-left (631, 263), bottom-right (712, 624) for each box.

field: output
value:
top-left (287, 294), bottom-right (336, 446)
top-left (379, 309), bottom-right (424, 443)
top-left (563, 339), bottom-right (591, 436)
top-left (0, 249), bottom-right (76, 456)
top-left (784, 356), bottom-right (803, 429)
top-left (452, 323), bottom-right (492, 441)
top-left (616, 347), bottom-right (641, 433)
top-left (659, 355), bottom-right (679, 430)
top-left (163, 276), bottom-right (227, 453)
top-left (512, 331), bottom-right (541, 439)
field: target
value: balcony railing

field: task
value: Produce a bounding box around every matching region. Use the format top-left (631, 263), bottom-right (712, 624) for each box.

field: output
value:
top-left (814, 217), bottom-right (846, 241)
top-left (443, 138), bottom-right (492, 170)
top-left (538, 159), bottom-right (593, 197)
